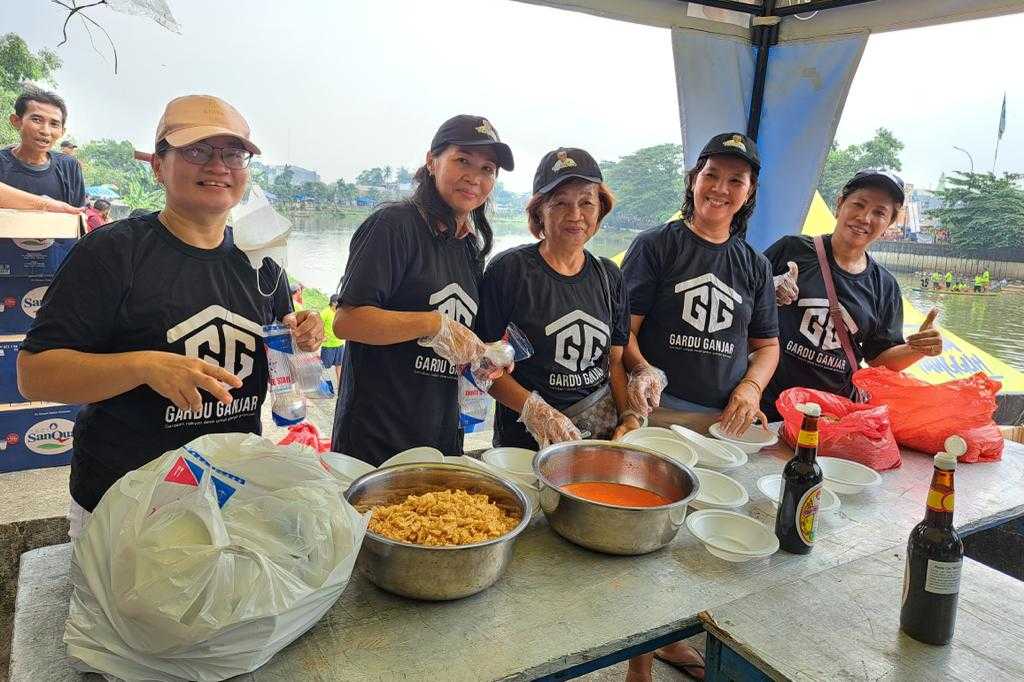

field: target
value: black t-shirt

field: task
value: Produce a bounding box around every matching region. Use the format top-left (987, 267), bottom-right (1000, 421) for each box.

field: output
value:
top-left (0, 148), bottom-right (85, 207)
top-left (621, 220), bottom-right (778, 409)
top-left (331, 203), bottom-right (483, 465)
top-left (476, 244), bottom-right (630, 449)
top-left (761, 234), bottom-right (904, 418)
top-left (21, 215), bottom-right (292, 511)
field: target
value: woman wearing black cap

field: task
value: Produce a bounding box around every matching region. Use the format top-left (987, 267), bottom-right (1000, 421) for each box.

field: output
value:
top-left (760, 169), bottom-right (943, 419)
top-left (476, 148), bottom-right (637, 448)
top-left (621, 132), bottom-right (780, 437)
top-left (331, 115), bottom-right (514, 465)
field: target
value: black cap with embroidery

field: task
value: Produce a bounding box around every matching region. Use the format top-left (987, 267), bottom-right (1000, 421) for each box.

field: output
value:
top-left (533, 147), bottom-right (603, 195)
top-left (843, 168), bottom-right (905, 205)
top-left (698, 132), bottom-right (761, 174)
top-left (430, 114), bottom-right (514, 171)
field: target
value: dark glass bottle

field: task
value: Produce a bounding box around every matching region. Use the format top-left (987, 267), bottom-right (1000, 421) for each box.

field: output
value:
top-left (900, 438), bottom-right (965, 645)
top-left (775, 402), bottom-right (823, 554)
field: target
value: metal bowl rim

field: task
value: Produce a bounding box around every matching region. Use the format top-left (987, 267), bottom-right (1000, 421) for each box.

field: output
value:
top-left (532, 439), bottom-right (700, 511)
top-left (344, 461), bottom-right (531, 551)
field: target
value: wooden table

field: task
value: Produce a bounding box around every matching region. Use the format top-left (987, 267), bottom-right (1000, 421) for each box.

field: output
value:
top-left (10, 422), bottom-right (1024, 681)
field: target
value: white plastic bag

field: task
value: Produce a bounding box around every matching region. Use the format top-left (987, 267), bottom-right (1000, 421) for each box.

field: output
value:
top-left (64, 433), bottom-right (368, 681)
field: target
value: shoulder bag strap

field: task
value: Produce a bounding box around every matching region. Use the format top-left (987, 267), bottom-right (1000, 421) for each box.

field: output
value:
top-left (813, 236), bottom-right (863, 398)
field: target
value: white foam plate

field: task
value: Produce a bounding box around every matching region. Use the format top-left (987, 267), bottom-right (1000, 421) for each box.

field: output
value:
top-left (670, 425), bottom-right (748, 470)
top-left (627, 436), bottom-right (699, 468)
top-left (691, 468), bottom-right (749, 510)
top-left (755, 474), bottom-right (841, 513)
top-left (818, 457), bottom-right (882, 495)
top-left (379, 446), bottom-right (444, 468)
top-left (708, 422), bottom-right (779, 454)
top-left (619, 426), bottom-right (682, 443)
top-left (686, 509), bottom-right (779, 562)
top-left (481, 447), bottom-right (536, 478)
top-left (320, 452), bottom-right (376, 483)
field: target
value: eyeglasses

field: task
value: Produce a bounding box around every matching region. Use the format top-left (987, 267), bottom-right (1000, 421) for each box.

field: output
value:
top-left (173, 142), bottom-right (253, 169)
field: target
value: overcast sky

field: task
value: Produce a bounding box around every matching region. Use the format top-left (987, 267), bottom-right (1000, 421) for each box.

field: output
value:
top-left (4, 0), bottom-right (1021, 192)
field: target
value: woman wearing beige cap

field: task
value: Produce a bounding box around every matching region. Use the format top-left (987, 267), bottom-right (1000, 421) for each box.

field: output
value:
top-left (17, 94), bottom-right (323, 536)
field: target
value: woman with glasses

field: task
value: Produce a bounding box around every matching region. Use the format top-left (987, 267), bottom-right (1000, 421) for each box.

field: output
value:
top-left (17, 95), bottom-right (323, 539)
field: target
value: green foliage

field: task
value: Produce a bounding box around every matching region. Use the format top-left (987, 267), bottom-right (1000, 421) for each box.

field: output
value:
top-left (356, 167), bottom-right (388, 186)
top-left (929, 172), bottom-right (1024, 249)
top-left (818, 128), bottom-right (904, 209)
top-left (79, 139), bottom-right (165, 210)
top-left (0, 33), bottom-right (62, 147)
top-left (600, 144), bottom-right (685, 229)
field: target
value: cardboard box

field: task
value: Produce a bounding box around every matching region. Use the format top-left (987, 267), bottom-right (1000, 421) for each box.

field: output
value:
top-left (0, 334), bottom-right (26, 403)
top-left (0, 277), bottom-right (50, 334)
top-left (0, 402), bottom-right (81, 473)
top-left (0, 209), bottom-right (82, 278)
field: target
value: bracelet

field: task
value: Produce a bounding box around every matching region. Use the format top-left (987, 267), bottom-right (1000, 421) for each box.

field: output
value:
top-left (738, 377), bottom-right (763, 394)
top-left (618, 410), bottom-right (647, 426)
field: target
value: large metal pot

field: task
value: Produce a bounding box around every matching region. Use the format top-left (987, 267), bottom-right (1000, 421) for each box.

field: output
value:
top-left (534, 440), bottom-right (699, 555)
top-left (344, 463), bottom-right (530, 601)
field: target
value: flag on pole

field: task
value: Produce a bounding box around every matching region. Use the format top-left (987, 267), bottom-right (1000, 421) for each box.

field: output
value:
top-left (998, 92), bottom-right (1007, 140)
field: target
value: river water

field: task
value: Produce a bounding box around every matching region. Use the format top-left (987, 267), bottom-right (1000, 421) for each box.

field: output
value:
top-left (285, 211), bottom-right (1024, 373)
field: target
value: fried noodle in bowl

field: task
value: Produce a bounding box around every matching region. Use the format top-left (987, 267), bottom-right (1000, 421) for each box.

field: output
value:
top-left (362, 489), bottom-right (521, 547)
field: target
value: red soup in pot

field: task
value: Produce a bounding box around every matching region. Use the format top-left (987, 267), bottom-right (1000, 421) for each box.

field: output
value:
top-left (561, 481), bottom-right (672, 507)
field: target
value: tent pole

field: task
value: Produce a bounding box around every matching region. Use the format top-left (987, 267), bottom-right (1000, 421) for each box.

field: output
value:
top-left (680, 0), bottom-right (761, 14)
top-left (746, 2), bottom-right (778, 140)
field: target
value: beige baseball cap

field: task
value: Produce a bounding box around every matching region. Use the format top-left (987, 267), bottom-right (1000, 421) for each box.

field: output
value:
top-left (154, 94), bottom-right (261, 155)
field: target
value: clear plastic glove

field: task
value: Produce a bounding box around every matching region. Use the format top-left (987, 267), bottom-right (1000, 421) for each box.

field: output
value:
top-left (626, 364), bottom-right (668, 416)
top-left (469, 340), bottom-right (516, 391)
top-left (773, 261), bottom-right (799, 306)
top-left (519, 391), bottom-right (581, 448)
top-left (421, 313), bottom-right (487, 366)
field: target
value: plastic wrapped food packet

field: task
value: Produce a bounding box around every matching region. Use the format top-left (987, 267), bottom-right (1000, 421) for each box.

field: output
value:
top-left (467, 323), bottom-right (534, 391)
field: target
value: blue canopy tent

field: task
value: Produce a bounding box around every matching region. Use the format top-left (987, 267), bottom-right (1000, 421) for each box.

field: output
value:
top-left (85, 184), bottom-right (121, 200)
top-left (514, 0), bottom-right (1023, 250)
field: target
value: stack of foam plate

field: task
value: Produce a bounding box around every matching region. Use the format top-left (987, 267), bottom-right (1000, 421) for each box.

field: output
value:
top-left (619, 429), bottom-right (699, 468)
top-left (707, 422), bottom-right (778, 454)
top-left (670, 425), bottom-right (747, 470)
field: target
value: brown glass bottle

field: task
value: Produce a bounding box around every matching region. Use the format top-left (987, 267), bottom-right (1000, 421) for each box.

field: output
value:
top-left (900, 442), bottom-right (964, 645)
top-left (775, 402), bottom-right (823, 554)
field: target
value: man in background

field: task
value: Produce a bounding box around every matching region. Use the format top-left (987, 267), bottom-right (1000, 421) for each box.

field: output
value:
top-left (0, 86), bottom-right (85, 208)
top-left (59, 140), bottom-right (78, 158)
top-left (320, 294), bottom-right (345, 386)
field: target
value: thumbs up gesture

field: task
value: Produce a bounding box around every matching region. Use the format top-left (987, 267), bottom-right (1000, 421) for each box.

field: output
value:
top-left (906, 307), bottom-right (943, 357)
top-left (773, 261), bottom-right (800, 305)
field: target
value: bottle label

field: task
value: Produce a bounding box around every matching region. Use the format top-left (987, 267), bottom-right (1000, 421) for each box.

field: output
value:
top-left (925, 559), bottom-right (962, 595)
top-left (901, 555), bottom-right (910, 606)
top-left (797, 484), bottom-right (822, 546)
top-left (927, 488), bottom-right (955, 512)
top-left (797, 429), bottom-right (818, 448)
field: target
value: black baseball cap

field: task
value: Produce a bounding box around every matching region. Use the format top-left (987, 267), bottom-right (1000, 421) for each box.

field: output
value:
top-left (60, 140), bottom-right (77, 149)
top-left (533, 147), bottom-right (602, 195)
top-left (698, 132), bottom-right (760, 174)
top-left (843, 169), bottom-right (905, 205)
top-left (430, 114), bottom-right (514, 171)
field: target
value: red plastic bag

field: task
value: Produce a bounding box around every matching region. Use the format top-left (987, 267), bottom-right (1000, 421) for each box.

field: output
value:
top-left (852, 367), bottom-right (1003, 463)
top-left (776, 387), bottom-right (901, 471)
top-left (277, 422), bottom-right (331, 453)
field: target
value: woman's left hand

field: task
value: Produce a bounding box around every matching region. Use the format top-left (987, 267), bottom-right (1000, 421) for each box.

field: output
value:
top-left (612, 413), bottom-right (644, 441)
top-left (906, 308), bottom-right (943, 357)
top-left (284, 310), bottom-right (324, 352)
top-left (721, 381), bottom-right (768, 437)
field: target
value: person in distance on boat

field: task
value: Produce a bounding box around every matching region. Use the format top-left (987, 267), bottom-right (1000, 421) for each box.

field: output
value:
top-left (331, 115), bottom-right (513, 465)
top-left (17, 95), bottom-right (323, 538)
top-left (475, 148), bottom-right (638, 448)
top-left (761, 169), bottom-right (943, 420)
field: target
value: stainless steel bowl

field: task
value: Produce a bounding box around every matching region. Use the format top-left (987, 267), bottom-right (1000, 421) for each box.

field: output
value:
top-left (344, 463), bottom-right (530, 601)
top-left (533, 440), bottom-right (700, 555)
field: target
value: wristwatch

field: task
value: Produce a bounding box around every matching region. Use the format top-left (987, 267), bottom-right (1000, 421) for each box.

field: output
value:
top-left (618, 410), bottom-right (647, 427)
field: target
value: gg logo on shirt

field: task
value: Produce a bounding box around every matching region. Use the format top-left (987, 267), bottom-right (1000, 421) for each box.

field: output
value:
top-left (164, 305), bottom-right (263, 425)
top-left (675, 273), bottom-right (743, 333)
top-left (797, 298), bottom-right (859, 351)
top-left (415, 282), bottom-right (478, 378)
top-left (545, 310), bottom-right (609, 388)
